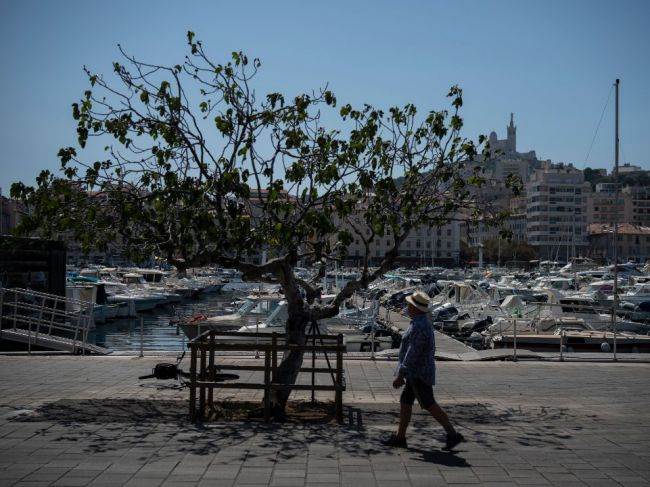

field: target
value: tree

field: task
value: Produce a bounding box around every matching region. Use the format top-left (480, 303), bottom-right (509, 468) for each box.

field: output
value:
top-left (12, 33), bottom-right (517, 415)
top-left (481, 238), bottom-right (536, 265)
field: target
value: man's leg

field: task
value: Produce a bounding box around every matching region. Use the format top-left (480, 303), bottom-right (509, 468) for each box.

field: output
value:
top-left (426, 402), bottom-right (455, 435)
top-left (396, 402), bottom-right (412, 439)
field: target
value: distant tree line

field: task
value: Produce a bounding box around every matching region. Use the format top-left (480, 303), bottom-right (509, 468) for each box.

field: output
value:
top-left (584, 167), bottom-right (650, 189)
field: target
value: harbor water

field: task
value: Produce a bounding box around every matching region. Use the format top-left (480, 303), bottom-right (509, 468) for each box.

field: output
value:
top-left (91, 292), bottom-right (239, 352)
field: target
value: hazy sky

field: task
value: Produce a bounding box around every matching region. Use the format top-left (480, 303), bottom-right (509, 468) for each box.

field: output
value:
top-left (1, 0), bottom-right (648, 194)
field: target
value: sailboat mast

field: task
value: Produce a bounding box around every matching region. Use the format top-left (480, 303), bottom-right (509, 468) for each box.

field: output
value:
top-left (611, 78), bottom-right (620, 357)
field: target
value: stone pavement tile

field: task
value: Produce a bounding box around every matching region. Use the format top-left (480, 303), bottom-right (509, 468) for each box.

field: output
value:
top-left (305, 472), bottom-right (340, 483)
top-left (165, 473), bottom-right (206, 483)
top-left (602, 467), bottom-right (641, 479)
top-left (535, 466), bottom-right (570, 474)
top-left (20, 466), bottom-right (70, 482)
top-left (160, 482), bottom-right (202, 487)
top-left (341, 469), bottom-right (374, 479)
top-left (273, 468), bottom-right (307, 478)
top-left (580, 481), bottom-right (626, 487)
top-left (307, 466), bottom-right (340, 474)
top-left (410, 478), bottom-right (448, 487)
top-left (103, 463), bottom-right (142, 475)
top-left (440, 475), bottom-right (483, 485)
top-left (568, 469), bottom-right (610, 479)
top-left (136, 465), bottom-right (180, 478)
top-left (512, 478), bottom-right (551, 485)
top-left (51, 475), bottom-right (101, 486)
top-left (341, 464), bottom-right (374, 474)
top-left (197, 480), bottom-right (234, 487)
top-left (376, 482), bottom-right (413, 487)
top-left (477, 474), bottom-right (517, 483)
top-left (373, 469), bottom-right (409, 481)
top-left (609, 477), bottom-right (650, 486)
top-left (339, 456), bottom-right (372, 466)
top-left (540, 472), bottom-right (585, 483)
top-left (269, 478), bottom-right (305, 487)
top-left (88, 473), bottom-right (134, 486)
top-left (203, 466), bottom-right (243, 479)
top-left (341, 479), bottom-right (377, 487)
top-left (124, 479), bottom-right (164, 487)
top-left (236, 468), bottom-right (274, 484)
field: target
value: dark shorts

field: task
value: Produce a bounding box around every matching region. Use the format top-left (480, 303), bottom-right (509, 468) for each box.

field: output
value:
top-left (400, 377), bottom-right (435, 409)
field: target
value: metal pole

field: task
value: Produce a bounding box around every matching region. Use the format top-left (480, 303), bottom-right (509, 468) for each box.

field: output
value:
top-left (612, 78), bottom-right (620, 362)
top-left (512, 317), bottom-right (517, 362)
top-left (139, 317), bottom-right (144, 357)
top-left (559, 327), bottom-right (564, 362)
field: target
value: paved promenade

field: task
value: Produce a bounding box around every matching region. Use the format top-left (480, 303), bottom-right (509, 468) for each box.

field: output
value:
top-left (1, 354), bottom-right (649, 486)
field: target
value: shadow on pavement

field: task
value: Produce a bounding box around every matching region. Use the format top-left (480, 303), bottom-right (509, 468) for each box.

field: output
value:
top-left (8, 398), bottom-right (587, 459)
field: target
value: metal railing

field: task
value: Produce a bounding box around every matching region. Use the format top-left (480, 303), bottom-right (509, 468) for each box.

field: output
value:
top-left (0, 287), bottom-right (96, 354)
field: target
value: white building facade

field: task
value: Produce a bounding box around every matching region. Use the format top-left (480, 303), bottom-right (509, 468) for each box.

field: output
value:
top-left (526, 162), bottom-right (590, 261)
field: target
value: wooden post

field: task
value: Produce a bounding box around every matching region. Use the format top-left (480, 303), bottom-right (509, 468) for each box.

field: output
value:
top-left (199, 336), bottom-right (207, 420)
top-left (311, 322), bottom-right (316, 403)
top-left (208, 330), bottom-right (215, 410)
top-left (335, 334), bottom-right (344, 423)
top-left (264, 347), bottom-right (271, 422)
top-left (189, 342), bottom-right (197, 421)
top-left (272, 332), bottom-right (278, 370)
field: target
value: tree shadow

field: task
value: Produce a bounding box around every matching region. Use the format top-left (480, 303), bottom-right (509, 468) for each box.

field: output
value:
top-left (9, 398), bottom-right (588, 460)
top-left (348, 402), bottom-right (587, 451)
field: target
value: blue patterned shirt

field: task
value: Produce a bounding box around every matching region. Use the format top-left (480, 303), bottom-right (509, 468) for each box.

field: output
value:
top-left (397, 313), bottom-right (436, 385)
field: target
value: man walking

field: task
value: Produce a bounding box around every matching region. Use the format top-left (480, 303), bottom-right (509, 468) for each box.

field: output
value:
top-left (384, 290), bottom-right (464, 450)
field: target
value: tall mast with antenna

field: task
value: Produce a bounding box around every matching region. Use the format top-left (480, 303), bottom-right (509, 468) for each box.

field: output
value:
top-left (611, 78), bottom-right (620, 360)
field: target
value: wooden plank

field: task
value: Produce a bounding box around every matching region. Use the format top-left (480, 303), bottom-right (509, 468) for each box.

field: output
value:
top-left (207, 364), bottom-right (342, 374)
top-left (192, 342), bottom-right (345, 353)
top-left (194, 381), bottom-right (345, 392)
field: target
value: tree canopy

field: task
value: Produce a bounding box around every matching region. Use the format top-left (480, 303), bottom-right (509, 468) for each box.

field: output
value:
top-left (11, 33), bottom-right (518, 411)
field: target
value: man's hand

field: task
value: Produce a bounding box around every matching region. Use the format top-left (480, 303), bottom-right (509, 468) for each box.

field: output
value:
top-left (393, 376), bottom-right (405, 389)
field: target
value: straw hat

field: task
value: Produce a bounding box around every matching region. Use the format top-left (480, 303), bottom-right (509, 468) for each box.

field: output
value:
top-left (405, 290), bottom-right (431, 313)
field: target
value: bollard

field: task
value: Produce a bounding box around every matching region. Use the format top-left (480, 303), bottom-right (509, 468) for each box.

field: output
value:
top-left (139, 317), bottom-right (144, 358)
top-left (512, 318), bottom-right (517, 362)
top-left (613, 315), bottom-right (618, 362)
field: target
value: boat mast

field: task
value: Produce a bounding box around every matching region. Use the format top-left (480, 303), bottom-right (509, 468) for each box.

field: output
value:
top-left (611, 78), bottom-right (619, 359)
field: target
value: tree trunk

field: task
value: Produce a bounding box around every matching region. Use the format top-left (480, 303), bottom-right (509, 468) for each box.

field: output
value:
top-left (270, 311), bottom-right (308, 416)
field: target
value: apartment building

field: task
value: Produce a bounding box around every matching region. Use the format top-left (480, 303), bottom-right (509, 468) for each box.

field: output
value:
top-left (585, 183), bottom-right (631, 225)
top-left (526, 162), bottom-right (590, 261)
top-left (587, 223), bottom-right (650, 263)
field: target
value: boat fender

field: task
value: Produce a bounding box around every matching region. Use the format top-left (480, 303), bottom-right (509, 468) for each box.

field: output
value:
top-left (188, 313), bottom-right (208, 323)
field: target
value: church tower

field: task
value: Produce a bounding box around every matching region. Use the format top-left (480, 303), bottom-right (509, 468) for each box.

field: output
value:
top-left (506, 112), bottom-right (517, 153)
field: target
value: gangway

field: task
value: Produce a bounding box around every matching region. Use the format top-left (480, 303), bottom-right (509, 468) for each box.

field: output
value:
top-left (0, 287), bottom-right (109, 355)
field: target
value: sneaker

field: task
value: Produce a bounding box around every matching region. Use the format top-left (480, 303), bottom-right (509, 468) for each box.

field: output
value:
top-left (444, 432), bottom-right (464, 450)
top-left (383, 434), bottom-right (408, 448)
